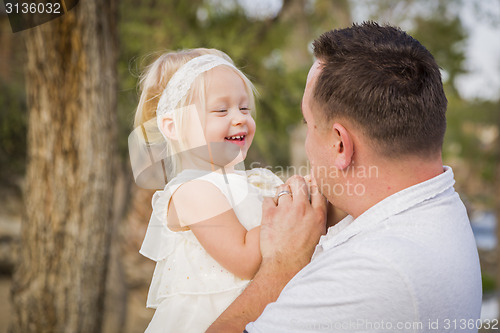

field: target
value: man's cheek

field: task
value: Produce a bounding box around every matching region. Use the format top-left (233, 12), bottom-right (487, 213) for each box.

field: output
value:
top-left (304, 136), bottom-right (312, 162)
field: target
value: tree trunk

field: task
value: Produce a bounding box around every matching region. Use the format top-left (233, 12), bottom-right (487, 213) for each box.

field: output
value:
top-left (10, 1), bottom-right (118, 332)
top-left (0, 16), bottom-right (13, 81)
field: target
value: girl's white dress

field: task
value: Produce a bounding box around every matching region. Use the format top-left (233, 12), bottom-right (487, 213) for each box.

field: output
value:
top-left (140, 168), bottom-right (283, 333)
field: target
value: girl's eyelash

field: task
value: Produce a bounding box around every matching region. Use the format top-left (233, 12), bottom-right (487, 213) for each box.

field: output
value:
top-left (211, 107), bottom-right (250, 113)
top-left (302, 118), bottom-right (307, 124)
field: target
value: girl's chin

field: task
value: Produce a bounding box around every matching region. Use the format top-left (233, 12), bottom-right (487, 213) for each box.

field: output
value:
top-left (226, 150), bottom-right (247, 165)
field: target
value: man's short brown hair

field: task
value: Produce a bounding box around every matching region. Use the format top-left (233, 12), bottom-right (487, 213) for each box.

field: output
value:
top-left (312, 22), bottom-right (447, 158)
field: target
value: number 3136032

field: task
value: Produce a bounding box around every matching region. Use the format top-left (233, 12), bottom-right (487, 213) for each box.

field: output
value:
top-left (5, 2), bottom-right (62, 14)
top-left (443, 318), bottom-right (498, 330)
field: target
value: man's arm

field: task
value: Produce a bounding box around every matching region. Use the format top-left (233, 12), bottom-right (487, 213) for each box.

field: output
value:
top-left (207, 257), bottom-right (299, 332)
top-left (207, 176), bottom-right (327, 332)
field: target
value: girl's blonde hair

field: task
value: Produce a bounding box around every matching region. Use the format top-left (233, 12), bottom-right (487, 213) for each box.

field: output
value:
top-left (134, 48), bottom-right (256, 181)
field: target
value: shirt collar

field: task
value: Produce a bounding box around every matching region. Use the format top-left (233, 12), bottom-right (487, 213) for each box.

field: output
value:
top-left (312, 166), bottom-right (455, 259)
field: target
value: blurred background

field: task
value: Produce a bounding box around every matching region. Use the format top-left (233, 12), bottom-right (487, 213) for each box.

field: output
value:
top-left (0, 0), bottom-right (498, 332)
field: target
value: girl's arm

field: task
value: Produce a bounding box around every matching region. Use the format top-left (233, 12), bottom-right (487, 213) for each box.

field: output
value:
top-left (207, 175), bottom-right (327, 332)
top-left (168, 179), bottom-right (261, 280)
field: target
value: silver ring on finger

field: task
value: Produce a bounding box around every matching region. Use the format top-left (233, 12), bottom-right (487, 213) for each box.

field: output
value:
top-left (275, 190), bottom-right (292, 205)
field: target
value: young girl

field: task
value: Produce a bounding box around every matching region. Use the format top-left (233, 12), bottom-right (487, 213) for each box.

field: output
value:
top-left (130, 48), bottom-right (283, 332)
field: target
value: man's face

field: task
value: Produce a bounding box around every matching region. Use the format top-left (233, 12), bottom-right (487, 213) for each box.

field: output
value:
top-left (302, 61), bottom-right (335, 195)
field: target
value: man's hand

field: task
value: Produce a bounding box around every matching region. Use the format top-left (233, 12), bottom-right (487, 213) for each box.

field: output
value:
top-left (206, 175), bottom-right (327, 333)
top-left (261, 175), bottom-right (327, 275)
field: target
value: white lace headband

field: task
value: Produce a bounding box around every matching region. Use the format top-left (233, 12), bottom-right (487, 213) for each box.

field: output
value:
top-left (156, 54), bottom-right (238, 120)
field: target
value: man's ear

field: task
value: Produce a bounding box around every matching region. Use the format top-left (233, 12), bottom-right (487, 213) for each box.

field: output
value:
top-left (332, 122), bottom-right (354, 169)
top-left (159, 115), bottom-right (177, 140)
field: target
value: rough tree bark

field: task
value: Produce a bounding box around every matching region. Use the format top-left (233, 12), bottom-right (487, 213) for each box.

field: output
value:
top-left (10, 1), bottom-right (118, 332)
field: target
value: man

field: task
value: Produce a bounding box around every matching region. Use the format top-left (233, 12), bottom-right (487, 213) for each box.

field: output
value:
top-left (208, 22), bottom-right (482, 332)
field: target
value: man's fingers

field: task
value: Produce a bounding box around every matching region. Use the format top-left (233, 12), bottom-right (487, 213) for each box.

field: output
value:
top-left (308, 175), bottom-right (324, 207)
top-left (274, 184), bottom-right (292, 205)
top-left (310, 183), bottom-right (327, 212)
top-left (286, 175), bottom-right (308, 203)
top-left (263, 196), bottom-right (277, 212)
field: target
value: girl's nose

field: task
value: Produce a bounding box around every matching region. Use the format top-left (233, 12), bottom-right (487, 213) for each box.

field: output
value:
top-left (231, 109), bottom-right (247, 126)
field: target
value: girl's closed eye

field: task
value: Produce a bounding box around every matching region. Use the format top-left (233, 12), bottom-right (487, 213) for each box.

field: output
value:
top-left (239, 106), bottom-right (251, 114)
top-left (211, 109), bottom-right (228, 115)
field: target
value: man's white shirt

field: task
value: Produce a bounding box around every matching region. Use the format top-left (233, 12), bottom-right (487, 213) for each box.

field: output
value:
top-left (246, 166), bottom-right (482, 332)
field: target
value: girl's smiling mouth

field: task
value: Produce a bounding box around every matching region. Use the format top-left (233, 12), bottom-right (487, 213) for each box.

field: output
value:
top-left (224, 133), bottom-right (246, 147)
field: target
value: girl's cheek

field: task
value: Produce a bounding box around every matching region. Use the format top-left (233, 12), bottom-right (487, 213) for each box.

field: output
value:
top-left (249, 117), bottom-right (256, 134)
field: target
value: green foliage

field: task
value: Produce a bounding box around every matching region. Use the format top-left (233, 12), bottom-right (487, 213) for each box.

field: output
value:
top-left (482, 270), bottom-right (496, 293)
top-left (443, 95), bottom-right (499, 207)
top-left (250, 66), bottom-right (309, 165)
top-left (412, 16), bottom-right (467, 96)
top-left (0, 78), bottom-right (27, 180)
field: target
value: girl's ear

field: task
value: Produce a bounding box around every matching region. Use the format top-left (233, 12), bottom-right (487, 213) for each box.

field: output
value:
top-left (159, 115), bottom-right (177, 140)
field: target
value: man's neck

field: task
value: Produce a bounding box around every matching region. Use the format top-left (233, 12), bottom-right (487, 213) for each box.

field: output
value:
top-left (342, 157), bottom-right (444, 219)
